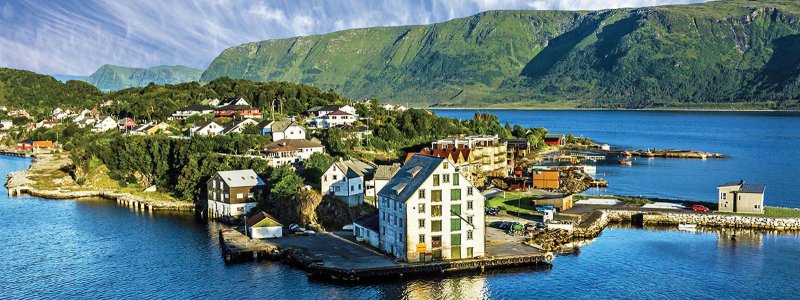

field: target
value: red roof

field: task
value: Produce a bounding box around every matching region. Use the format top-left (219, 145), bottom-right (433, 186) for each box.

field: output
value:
top-left (327, 109), bottom-right (352, 116)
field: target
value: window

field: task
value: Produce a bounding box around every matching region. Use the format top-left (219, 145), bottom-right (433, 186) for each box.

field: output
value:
top-left (451, 218), bottom-right (461, 231)
top-left (350, 186), bottom-right (354, 192)
top-left (419, 219), bottom-right (425, 229)
top-left (451, 189), bottom-right (461, 201)
top-left (467, 216), bottom-right (473, 225)
top-left (431, 190), bottom-right (442, 202)
top-left (443, 162), bottom-right (449, 169)
top-left (333, 175), bottom-right (338, 180)
top-left (358, 184), bottom-right (362, 190)
top-left (418, 189), bottom-right (426, 199)
top-left (467, 230), bottom-right (473, 240)
top-left (443, 174), bottom-right (450, 183)
top-left (418, 203), bottom-right (426, 213)
top-left (334, 186), bottom-right (340, 192)
top-left (432, 205), bottom-right (442, 217)
top-left (431, 220), bottom-right (442, 232)
top-left (467, 187), bottom-right (474, 196)
top-left (467, 200), bottom-right (473, 210)
top-left (451, 233), bottom-right (461, 246)
top-left (453, 173), bottom-right (459, 185)
top-left (467, 247), bottom-right (473, 258)
top-left (419, 234), bottom-right (425, 244)
top-left (433, 175), bottom-right (440, 186)
top-left (451, 204), bottom-right (461, 216)
top-left (432, 235), bottom-right (442, 248)
top-left (323, 175), bottom-right (327, 182)
top-left (236, 193), bottom-right (244, 199)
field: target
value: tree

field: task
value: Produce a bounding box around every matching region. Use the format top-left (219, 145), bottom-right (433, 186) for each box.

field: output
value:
top-left (303, 153), bottom-right (332, 183)
top-left (269, 166), bottom-right (303, 200)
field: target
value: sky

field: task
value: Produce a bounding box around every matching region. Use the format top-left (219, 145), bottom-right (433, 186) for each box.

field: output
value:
top-left (0, 0), bottom-right (709, 75)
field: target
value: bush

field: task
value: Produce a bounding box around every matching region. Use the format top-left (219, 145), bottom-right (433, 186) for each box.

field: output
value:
top-left (76, 178), bottom-right (86, 185)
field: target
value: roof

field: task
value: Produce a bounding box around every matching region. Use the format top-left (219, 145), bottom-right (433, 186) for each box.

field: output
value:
top-left (374, 163), bottom-right (402, 180)
top-left (271, 119), bottom-right (302, 132)
top-left (307, 105), bottom-right (340, 112)
top-left (332, 160), bottom-right (375, 179)
top-left (192, 120), bottom-right (219, 129)
top-left (215, 169), bottom-right (265, 188)
top-left (179, 104), bottom-right (212, 111)
top-left (718, 180), bottom-right (744, 187)
top-left (544, 134), bottom-right (565, 139)
top-left (256, 119), bottom-right (273, 129)
top-left (246, 211), bottom-right (282, 228)
top-left (353, 212), bottom-right (380, 233)
top-left (216, 104), bottom-right (256, 111)
top-left (221, 119), bottom-right (258, 134)
top-left (740, 184), bottom-right (766, 194)
top-left (18, 138), bottom-right (33, 144)
top-left (220, 97), bottom-right (249, 106)
top-left (326, 109), bottom-right (352, 116)
top-left (265, 139), bottom-right (323, 152)
top-left (378, 154), bottom-right (444, 202)
top-left (503, 138), bottom-right (530, 145)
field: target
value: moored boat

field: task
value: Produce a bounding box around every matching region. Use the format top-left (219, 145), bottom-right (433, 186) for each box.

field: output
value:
top-left (618, 159), bottom-right (632, 165)
top-left (678, 224), bottom-right (697, 231)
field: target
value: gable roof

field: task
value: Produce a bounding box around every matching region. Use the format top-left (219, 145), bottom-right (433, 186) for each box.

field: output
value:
top-left (740, 184), bottom-right (766, 194)
top-left (544, 134), bottom-right (565, 139)
top-left (326, 109), bottom-right (352, 116)
top-left (215, 169), bottom-right (265, 188)
top-left (307, 105), bottom-right (340, 113)
top-left (193, 120), bottom-right (220, 129)
top-left (378, 154), bottom-right (443, 202)
top-left (374, 163), bottom-right (402, 180)
top-left (271, 119), bottom-right (302, 132)
top-left (331, 159), bottom-right (375, 179)
top-left (246, 211), bottom-right (282, 228)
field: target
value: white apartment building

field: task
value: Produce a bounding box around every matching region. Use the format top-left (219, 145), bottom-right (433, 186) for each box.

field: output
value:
top-left (377, 154), bottom-right (485, 263)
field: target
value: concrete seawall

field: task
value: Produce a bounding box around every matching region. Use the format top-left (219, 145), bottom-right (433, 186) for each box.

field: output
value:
top-left (7, 185), bottom-right (195, 212)
top-left (605, 210), bottom-right (800, 230)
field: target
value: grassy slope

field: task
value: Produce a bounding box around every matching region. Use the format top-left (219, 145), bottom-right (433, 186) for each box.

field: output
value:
top-left (202, 0), bottom-right (800, 109)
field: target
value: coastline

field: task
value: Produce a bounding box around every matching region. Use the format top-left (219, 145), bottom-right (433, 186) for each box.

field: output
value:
top-left (427, 107), bottom-right (800, 112)
top-left (4, 154), bottom-right (194, 212)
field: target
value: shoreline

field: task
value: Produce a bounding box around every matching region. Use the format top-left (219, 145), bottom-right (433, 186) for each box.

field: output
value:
top-left (4, 154), bottom-right (194, 212)
top-left (427, 107), bottom-right (800, 112)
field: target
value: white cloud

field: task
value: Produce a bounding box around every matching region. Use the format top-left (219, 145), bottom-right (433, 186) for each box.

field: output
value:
top-left (0, 0), bottom-right (710, 75)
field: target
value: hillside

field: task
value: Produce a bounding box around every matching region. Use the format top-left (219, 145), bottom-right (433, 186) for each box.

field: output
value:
top-left (0, 68), bottom-right (101, 116)
top-left (86, 65), bottom-right (202, 91)
top-left (202, 0), bottom-right (800, 109)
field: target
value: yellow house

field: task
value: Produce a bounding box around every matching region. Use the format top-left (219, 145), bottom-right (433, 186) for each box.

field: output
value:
top-left (718, 180), bottom-right (765, 214)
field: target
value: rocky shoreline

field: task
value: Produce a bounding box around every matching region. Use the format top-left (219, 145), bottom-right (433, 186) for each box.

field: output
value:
top-left (5, 154), bottom-right (194, 212)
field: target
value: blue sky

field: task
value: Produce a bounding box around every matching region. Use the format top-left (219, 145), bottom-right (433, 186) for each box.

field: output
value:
top-left (0, 0), bottom-right (707, 75)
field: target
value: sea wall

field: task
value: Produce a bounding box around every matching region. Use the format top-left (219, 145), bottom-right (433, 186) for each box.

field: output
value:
top-left (604, 210), bottom-right (800, 230)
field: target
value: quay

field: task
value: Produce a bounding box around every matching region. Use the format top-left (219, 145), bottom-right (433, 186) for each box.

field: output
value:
top-left (219, 228), bottom-right (554, 282)
top-left (0, 150), bottom-right (32, 157)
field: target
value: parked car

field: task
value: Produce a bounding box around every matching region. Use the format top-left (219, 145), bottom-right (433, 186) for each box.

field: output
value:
top-left (692, 205), bottom-right (710, 212)
top-left (485, 207), bottom-right (501, 216)
top-left (535, 204), bottom-right (555, 212)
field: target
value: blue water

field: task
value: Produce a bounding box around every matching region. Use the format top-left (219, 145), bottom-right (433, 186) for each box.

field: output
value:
top-left (433, 110), bottom-right (800, 208)
top-left (2, 156), bottom-right (799, 299)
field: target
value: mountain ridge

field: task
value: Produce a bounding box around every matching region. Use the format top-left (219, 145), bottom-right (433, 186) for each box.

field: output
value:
top-left (201, 0), bottom-right (800, 109)
top-left (86, 64), bottom-right (202, 91)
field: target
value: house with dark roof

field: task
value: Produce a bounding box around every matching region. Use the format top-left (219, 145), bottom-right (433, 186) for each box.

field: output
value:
top-left (172, 104), bottom-right (214, 119)
top-left (718, 180), bottom-right (766, 214)
top-left (206, 169), bottom-right (266, 221)
top-left (190, 120), bottom-right (225, 136)
top-left (220, 118), bottom-right (259, 135)
top-left (353, 212), bottom-right (381, 248)
top-left (263, 119), bottom-right (306, 140)
top-left (321, 159), bottom-right (375, 207)
top-left (377, 154), bottom-right (485, 262)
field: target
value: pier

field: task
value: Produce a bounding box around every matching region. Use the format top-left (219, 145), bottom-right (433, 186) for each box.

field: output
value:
top-left (219, 228), bottom-right (554, 282)
top-left (0, 150), bottom-right (32, 158)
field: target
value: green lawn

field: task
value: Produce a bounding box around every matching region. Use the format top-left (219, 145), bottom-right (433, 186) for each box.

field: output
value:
top-left (486, 191), bottom-right (544, 217)
top-left (764, 207), bottom-right (800, 218)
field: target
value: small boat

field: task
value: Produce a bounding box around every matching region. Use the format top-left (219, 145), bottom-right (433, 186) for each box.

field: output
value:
top-left (618, 159), bottom-right (632, 165)
top-left (678, 224), bottom-right (697, 230)
top-left (645, 152), bottom-right (655, 158)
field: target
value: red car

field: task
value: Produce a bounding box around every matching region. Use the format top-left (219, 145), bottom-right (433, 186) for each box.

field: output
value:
top-left (692, 205), bottom-right (710, 212)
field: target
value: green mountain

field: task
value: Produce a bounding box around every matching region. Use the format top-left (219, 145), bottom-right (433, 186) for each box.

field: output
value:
top-left (0, 68), bottom-right (101, 116)
top-left (87, 65), bottom-right (202, 91)
top-left (202, 0), bottom-right (800, 109)
top-left (52, 74), bottom-right (87, 82)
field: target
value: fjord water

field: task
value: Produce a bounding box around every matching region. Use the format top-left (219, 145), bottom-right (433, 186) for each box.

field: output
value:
top-left (434, 110), bottom-right (800, 208)
top-left (2, 157), bottom-right (800, 299)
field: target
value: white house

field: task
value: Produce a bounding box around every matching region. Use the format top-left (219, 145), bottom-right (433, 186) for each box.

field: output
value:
top-left (220, 97), bottom-right (250, 107)
top-left (221, 118), bottom-right (259, 135)
top-left (172, 104), bottom-right (214, 119)
top-left (353, 213), bottom-right (381, 248)
top-left (92, 116), bottom-right (118, 132)
top-left (206, 169), bottom-right (265, 221)
top-left (246, 211), bottom-right (283, 239)
top-left (0, 120), bottom-right (13, 131)
top-left (264, 139), bottom-right (325, 167)
top-left (311, 109), bottom-right (357, 129)
top-left (263, 119), bottom-right (306, 141)
top-left (369, 163), bottom-right (402, 200)
top-left (321, 159), bottom-right (375, 207)
top-left (190, 121), bottom-right (225, 136)
top-left (377, 154), bottom-right (485, 262)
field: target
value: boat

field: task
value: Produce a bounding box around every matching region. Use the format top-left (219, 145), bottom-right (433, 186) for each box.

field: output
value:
top-left (618, 159), bottom-right (632, 165)
top-left (678, 224), bottom-right (697, 231)
top-left (645, 152), bottom-right (655, 158)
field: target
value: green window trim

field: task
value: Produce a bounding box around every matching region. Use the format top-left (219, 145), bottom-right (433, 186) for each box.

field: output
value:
top-left (453, 173), bottom-right (460, 185)
top-left (450, 218), bottom-right (461, 231)
top-left (451, 233), bottom-right (461, 246)
top-left (431, 220), bottom-right (442, 232)
top-left (451, 189), bottom-right (461, 201)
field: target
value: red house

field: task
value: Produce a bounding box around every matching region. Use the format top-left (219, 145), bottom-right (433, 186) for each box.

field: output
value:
top-left (118, 118), bottom-right (137, 130)
top-left (214, 105), bottom-right (263, 119)
top-left (16, 139), bottom-right (54, 151)
top-left (544, 134), bottom-right (566, 146)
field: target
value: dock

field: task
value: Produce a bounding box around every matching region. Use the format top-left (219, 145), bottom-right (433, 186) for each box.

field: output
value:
top-left (219, 228), bottom-right (554, 282)
top-left (0, 150), bottom-right (32, 157)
